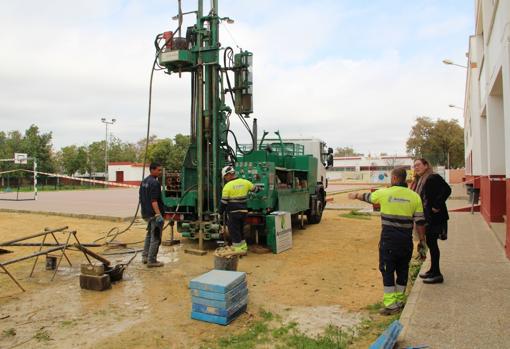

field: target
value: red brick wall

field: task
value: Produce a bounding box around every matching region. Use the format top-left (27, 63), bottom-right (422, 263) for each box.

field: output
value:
top-left (480, 175), bottom-right (506, 223)
top-left (447, 169), bottom-right (465, 184)
top-left (506, 179), bottom-right (510, 259)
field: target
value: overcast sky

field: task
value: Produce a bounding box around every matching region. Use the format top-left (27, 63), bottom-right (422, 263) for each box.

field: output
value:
top-left (0, 0), bottom-right (472, 155)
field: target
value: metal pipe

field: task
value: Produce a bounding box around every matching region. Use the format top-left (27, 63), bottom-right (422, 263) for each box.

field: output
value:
top-left (190, 72), bottom-right (196, 141)
top-left (197, 0), bottom-right (205, 251)
top-left (0, 226), bottom-right (68, 246)
top-left (253, 118), bottom-right (258, 151)
top-left (0, 246), bottom-right (66, 266)
top-left (1, 242), bottom-right (100, 247)
top-left (212, 68), bottom-right (218, 214)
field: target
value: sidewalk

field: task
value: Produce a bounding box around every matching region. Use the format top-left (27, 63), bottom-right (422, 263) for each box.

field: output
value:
top-left (398, 212), bottom-right (510, 348)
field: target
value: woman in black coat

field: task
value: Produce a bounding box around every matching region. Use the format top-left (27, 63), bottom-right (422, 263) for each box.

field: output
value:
top-left (411, 158), bottom-right (452, 284)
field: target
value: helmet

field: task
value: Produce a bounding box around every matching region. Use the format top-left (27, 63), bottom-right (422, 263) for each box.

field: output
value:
top-left (221, 165), bottom-right (235, 177)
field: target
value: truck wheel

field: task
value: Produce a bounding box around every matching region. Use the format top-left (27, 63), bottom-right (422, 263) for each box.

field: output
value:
top-left (307, 190), bottom-right (324, 224)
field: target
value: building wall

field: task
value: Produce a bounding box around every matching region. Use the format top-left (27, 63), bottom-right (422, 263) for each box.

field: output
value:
top-left (465, 0), bottom-right (510, 258)
top-left (108, 163), bottom-right (149, 184)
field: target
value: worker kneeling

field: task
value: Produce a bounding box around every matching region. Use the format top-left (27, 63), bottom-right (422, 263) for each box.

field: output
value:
top-left (349, 167), bottom-right (426, 315)
top-left (220, 166), bottom-right (259, 254)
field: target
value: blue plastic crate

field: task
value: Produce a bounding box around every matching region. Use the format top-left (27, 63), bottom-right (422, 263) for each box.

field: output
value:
top-left (192, 295), bottom-right (248, 317)
top-left (189, 270), bottom-right (246, 293)
top-left (192, 287), bottom-right (248, 309)
top-left (190, 280), bottom-right (248, 301)
top-left (191, 304), bottom-right (247, 325)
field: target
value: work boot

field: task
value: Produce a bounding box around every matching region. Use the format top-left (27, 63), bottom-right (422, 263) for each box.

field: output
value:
top-left (423, 274), bottom-right (444, 284)
top-left (142, 256), bottom-right (148, 264)
top-left (379, 303), bottom-right (402, 316)
top-left (419, 270), bottom-right (433, 279)
top-left (147, 261), bottom-right (164, 268)
top-left (232, 241), bottom-right (248, 254)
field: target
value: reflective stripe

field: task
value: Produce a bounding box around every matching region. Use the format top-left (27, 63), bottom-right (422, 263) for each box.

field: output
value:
top-left (395, 284), bottom-right (406, 293)
top-left (229, 197), bottom-right (248, 203)
top-left (381, 220), bottom-right (414, 229)
top-left (384, 286), bottom-right (396, 294)
top-left (383, 292), bottom-right (398, 307)
top-left (395, 292), bottom-right (405, 303)
top-left (381, 213), bottom-right (414, 221)
top-left (362, 192), bottom-right (372, 203)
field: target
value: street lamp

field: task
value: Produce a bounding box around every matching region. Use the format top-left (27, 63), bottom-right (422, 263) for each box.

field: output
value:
top-left (101, 118), bottom-right (116, 184)
top-left (442, 59), bottom-right (467, 69)
top-left (448, 104), bottom-right (464, 110)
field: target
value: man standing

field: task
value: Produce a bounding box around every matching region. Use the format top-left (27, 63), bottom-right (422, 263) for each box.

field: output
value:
top-left (220, 165), bottom-right (258, 254)
top-left (348, 167), bottom-right (426, 315)
top-left (139, 162), bottom-right (165, 267)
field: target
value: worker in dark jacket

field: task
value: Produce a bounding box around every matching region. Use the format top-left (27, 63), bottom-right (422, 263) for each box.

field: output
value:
top-left (349, 167), bottom-right (426, 315)
top-left (219, 166), bottom-right (258, 254)
top-left (139, 162), bottom-right (165, 268)
top-left (411, 158), bottom-right (452, 284)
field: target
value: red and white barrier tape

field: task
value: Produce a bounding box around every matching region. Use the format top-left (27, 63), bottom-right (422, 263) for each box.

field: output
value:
top-left (16, 169), bottom-right (139, 188)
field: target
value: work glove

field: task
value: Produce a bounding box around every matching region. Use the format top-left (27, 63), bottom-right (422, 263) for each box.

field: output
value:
top-left (155, 214), bottom-right (164, 225)
top-left (416, 241), bottom-right (427, 261)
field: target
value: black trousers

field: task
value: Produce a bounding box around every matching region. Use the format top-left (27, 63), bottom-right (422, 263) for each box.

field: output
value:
top-left (426, 224), bottom-right (443, 275)
top-left (227, 211), bottom-right (246, 244)
top-left (379, 240), bottom-right (413, 287)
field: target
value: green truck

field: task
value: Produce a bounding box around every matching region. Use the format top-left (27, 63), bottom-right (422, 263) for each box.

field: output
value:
top-left (155, 0), bottom-right (330, 249)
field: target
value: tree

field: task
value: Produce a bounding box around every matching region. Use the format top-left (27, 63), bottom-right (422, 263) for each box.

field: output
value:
top-left (0, 125), bottom-right (54, 173)
top-left (135, 135), bottom-right (158, 162)
top-left (87, 141), bottom-right (106, 175)
top-left (22, 125), bottom-right (55, 172)
top-left (334, 146), bottom-right (362, 157)
top-left (406, 117), bottom-right (435, 160)
top-left (59, 146), bottom-right (82, 175)
top-left (406, 117), bottom-right (464, 168)
top-left (147, 134), bottom-right (190, 170)
top-left (429, 119), bottom-right (464, 169)
top-left (108, 136), bottom-right (137, 163)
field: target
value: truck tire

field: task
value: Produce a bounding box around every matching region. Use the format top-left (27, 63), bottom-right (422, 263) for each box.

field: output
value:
top-left (307, 186), bottom-right (325, 224)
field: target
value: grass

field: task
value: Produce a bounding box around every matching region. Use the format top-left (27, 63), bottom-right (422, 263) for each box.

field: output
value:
top-left (34, 328), bottom-right (52, 342)
top-left (204, 309), bottom-right (354, 349)
top-left (339, 210), bottom-right (372, 220)
top-left (2, 328), bottom-right (16, 338)
top-left (206, 249), bottom-right (426, 348)
top-left (59, 319), bottom-right (77, 328)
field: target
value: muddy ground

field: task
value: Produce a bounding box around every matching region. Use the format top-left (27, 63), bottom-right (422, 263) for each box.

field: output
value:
top-left (0, 195), bottom-right (383, 349)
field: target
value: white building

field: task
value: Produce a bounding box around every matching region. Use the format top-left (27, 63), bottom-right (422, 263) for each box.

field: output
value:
top-left (464, 0), bottom-right (510, 257)
top-left (328, 155), bottom-right (413, 183)
top-left (107, 162), bottom-right (149, 185)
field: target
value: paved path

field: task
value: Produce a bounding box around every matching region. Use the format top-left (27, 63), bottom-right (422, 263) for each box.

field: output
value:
top-left (398, 212), bottom-right (510, 348)
top-left (0, 189), bottom-right (138, 220)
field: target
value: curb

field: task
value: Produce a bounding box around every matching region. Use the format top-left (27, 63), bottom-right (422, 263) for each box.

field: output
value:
top-left (396, 259), bottom-right (431, 347)
top-left (0, 208), bottom-right (133, 222)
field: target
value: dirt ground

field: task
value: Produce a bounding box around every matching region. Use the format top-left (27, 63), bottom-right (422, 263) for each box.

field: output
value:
top-left (0, 209), bottom-right (382, 348)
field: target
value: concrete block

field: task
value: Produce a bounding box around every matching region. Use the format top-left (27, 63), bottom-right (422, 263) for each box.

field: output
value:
top-left (80, 274), bottom-right (111, 291)
top-left (81, 263), bottom-right (105, 276)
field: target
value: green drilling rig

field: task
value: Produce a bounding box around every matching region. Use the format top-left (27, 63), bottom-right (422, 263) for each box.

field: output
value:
top-left (156, 0), bottom-right (328, 251)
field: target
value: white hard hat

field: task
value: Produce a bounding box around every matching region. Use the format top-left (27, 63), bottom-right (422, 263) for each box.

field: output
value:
top-left (221, 165), bottom-right (235, 177)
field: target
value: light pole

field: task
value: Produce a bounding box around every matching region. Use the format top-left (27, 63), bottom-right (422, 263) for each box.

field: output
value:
top-left (448, 104), bottom-right (464, 110)
top-left (101, 118), bottom-right (116, 184)
top-left (442, 59), bottom-right (467, 69)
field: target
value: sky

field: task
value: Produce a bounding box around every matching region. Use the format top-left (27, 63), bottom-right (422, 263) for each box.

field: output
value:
top-left (0, 0), bottom-right (473, 155)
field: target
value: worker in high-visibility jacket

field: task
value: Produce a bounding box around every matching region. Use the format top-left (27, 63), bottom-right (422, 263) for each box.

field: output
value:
top-left (220, 166), bottom-right (259, 253)
top-left (349, 167), bottom-right (426, 315)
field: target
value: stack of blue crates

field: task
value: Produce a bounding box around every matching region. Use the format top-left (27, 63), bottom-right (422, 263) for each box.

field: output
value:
top-left (189, 270), bottom-right (248, 325)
